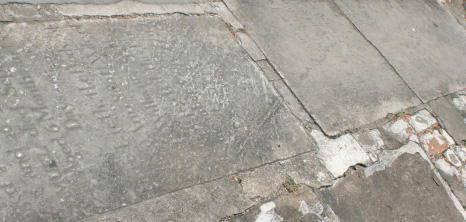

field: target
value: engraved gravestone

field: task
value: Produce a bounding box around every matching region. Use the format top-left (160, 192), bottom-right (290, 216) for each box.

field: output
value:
top-left (0, 17), bottom-right (315, 220)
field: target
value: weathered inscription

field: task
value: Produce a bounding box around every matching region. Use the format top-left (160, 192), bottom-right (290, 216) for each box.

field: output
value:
top-left (0, 17), bottom-right (314, 221)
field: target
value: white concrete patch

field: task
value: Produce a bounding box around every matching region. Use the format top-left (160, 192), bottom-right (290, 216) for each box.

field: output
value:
top-left (353, 129), bottom-right (384, 152)
top-left (382, 118), bottom-right (413, 142)
top-left (298, 200), bottom-right (332, 222)
top-left (444, 149), bottom-right (462, 167)
top-left (453, 95), bottom-right (466, 111)
top-left (365, 142), bottom-right (428, 177)
top-left (312, 130), bottom-right (370, 178)
top-left (256, 202), bottom-right (283, 222)
top-left (456, 146), bottom-right (466, 163)
top-left (408, 109), bottom-right (438, 133)
top-left (435, 159), bottom-right (459, 177)
top-left (55, 1), bottom-right (207, 17)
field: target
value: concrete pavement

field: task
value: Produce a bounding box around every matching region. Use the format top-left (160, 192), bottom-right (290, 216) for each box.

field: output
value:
top-left (1, 0), bottom-right (466, 221)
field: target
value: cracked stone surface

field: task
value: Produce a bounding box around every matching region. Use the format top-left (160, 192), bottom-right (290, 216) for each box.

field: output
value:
top-left (335, 0), bottom-right (466, 102)
top-left (2, 1), bottom-right (466, 221)
top-left (322, 154), bottom-right (465, 222)
top-left (0, 16), bottom-right (316, 221)
top-left (0, 0), bottom-right (217, 4)
top-left (313, 130), bottom-right (371, 178)
top-left (224, 0), bottom-right (420, 135)
top-left (82, 177), bottom-right (254, 222)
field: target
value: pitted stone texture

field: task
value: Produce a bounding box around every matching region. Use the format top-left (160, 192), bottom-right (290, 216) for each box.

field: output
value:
top-left (224, 0), bottom-right (420, 136)
top-left (0, 0), bottom-right (217, 4)
top-left (323, 154), bottom-right (465, 222)
top-left (408, 109), bottom-right (438, 133)
top-left (430, 96), bottom-right (466, 143)
top-left (0, 17), bottom-right (316, 221)
top-left (335, 0), bottom-right (466, 102)
top-left (312, 130), bottom-right (370, 178)
top-left (82, 177), bottom-right (254, 222)
top-left (420, 130), bottom-right (449, 155)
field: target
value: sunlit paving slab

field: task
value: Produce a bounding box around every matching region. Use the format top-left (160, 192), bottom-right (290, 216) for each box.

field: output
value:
top-left (0, 0), bottom-right (216, 4)
top-left (0, 16), bottom-right (315, 221)
top-left (224, 0), bottom-right (421, 136)
top-left (334, 0), bottom-right (466, 102)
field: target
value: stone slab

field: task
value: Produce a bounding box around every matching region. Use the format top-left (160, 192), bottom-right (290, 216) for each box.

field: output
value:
top-left (429, 96), bottom-right (466, 143)
top-left (0, 0), bottom-right (216, 4)
top-left (0, 16), bottom-right (315, 221)
top-left (444, 0), bottom-right (466, 28)
top-left (322, 153), bottom-right (464, 221)
top-left (224, 0), bottom-right (420, 135)
top-left (82, 177), bottom-right (254, 222)
top-left (334, 0), bottom-right (466, 102)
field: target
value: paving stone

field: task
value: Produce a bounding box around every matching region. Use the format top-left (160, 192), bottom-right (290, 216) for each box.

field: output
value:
top-left (237, 163), bottom-right (287, 199)
top-left (0, 0), bottom-right (216, 4)
top-left (429, 96), bottom-right (466, 143)
top-left (235, 32), bottom-right (265, 61)
top-left (82, 177), bottom-right (254, 222)
top-left (435, 158), bottom-right (466, 208)
top-left (380, 118), bottom-right (414, 149)
top-left (335, 0), bottom-right (466, 102)
top-left (224, 0), bottom-right (420, 136)
top-left (54, 1), bottom-right (207, 17)
top-left (445, 149), bottom-right (462, 167)
top-left (272, 80), bottom-right (313, 124)
top-left (323, 153), bottom-right (465, 222)
top-left (443, 0), bottom-right (466, 28)
top-left (256, 60), bottom-right (281, 81)
top-left (420, 130), bottom-right (450, 155)
top-left (0, 16), bottom-right (316, 221)
top-left (227, 188), bottom-right (341, 222)
top-left (408, 109), bottom-right (438, 133)
top-left (312, 130), bottom-right (370, 178)
top-left (280, 153), bottom-right (334, 188)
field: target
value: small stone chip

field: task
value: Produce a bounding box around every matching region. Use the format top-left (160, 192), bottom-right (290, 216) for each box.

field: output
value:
top-left (420, 130), bottom-right (449, 155)
top-left (408, 109), bottom-right (438, 133)
top-left (444, 149), bottom-right (462, 167)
